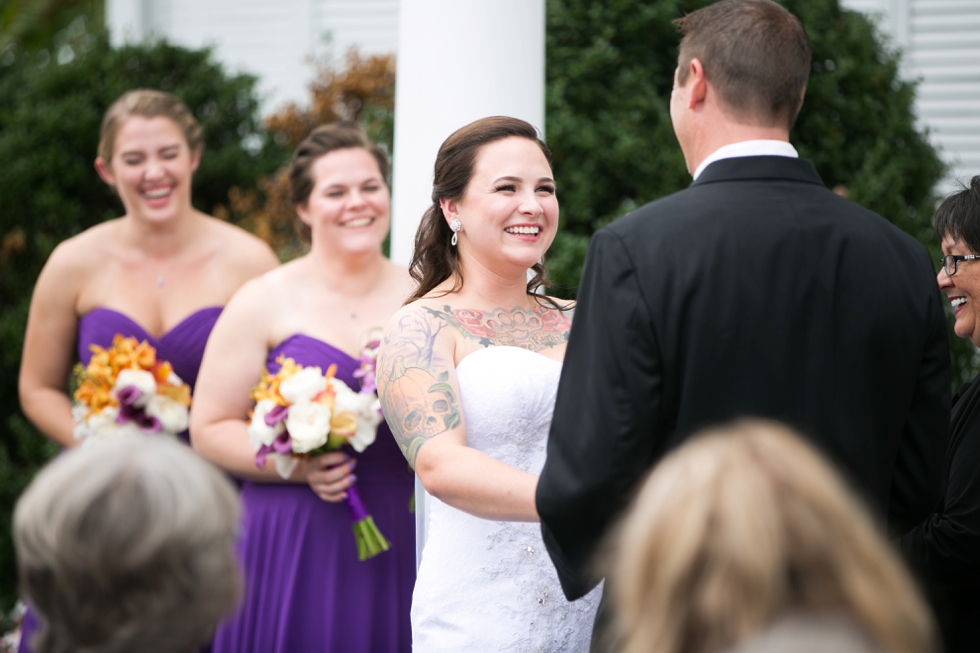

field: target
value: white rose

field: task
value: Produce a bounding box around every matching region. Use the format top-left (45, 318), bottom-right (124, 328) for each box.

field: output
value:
top-left (330, 378), bottom-right (353, 395)
top-left (248, 399), bottom-right (286, 449)
top-left (332, 385), bottom-right (383, 452)
top-left (144, 395), bottom-right (189, 434)
top-left (112, 369), bottom-right (157, 408)
top-left (74, 407), bottom-right (143, 442)
top-left (279, 367), bottom-right (327, 403)
top-left (167, 370), bottom-right (184, 387)
top-left (285, 398), bottom-right (331, 453)
top-left (71, 403), bottom-right (88, 425)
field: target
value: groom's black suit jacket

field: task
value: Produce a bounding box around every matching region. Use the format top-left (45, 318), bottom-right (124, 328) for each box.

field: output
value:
top-left (537, 155), bottom-right (951, 600)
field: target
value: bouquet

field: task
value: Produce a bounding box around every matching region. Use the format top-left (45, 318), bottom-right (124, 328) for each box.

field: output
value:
top-left (72, 335), bottom-right (191, 441)
top-left (247, 340), bottom-right (389, 560)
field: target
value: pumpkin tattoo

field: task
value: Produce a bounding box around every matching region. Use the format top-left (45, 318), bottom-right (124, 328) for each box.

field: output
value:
top-left (381, 355), bottom-right (461, 468)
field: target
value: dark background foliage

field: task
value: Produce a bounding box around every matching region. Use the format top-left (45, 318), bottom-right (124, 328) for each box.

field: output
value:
top-left (0, 26), bottom-right (288, 608)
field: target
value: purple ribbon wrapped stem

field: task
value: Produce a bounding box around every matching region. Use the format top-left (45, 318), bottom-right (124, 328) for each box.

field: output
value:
top-left (346, 485), bottom-right (390, 561)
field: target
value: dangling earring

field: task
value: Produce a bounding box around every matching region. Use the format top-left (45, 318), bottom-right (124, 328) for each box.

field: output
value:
top-left (450, 218), bottom-right (462, 246)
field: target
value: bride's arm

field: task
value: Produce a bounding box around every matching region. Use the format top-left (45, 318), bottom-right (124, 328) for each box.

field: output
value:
top-left (378, 304), bottom-right (539, 522)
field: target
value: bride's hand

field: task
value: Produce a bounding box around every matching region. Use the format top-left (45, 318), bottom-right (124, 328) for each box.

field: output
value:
top-left (301, 453), bottom-right (357, 503)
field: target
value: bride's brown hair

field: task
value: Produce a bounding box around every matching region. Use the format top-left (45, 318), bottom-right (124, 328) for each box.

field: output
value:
top-left (407, 116), bottom-right (556, 304)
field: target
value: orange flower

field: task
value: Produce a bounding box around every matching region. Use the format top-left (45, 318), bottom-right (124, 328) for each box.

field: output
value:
top-left (152, 361), bottom-right (174, 385)
top-left (108, 335), bottom-right (156, 371)
top-left (251, 368), bottom-right (287, 405)
top-left (73, 374), bottom-right (117, 416)
top-left (161, 383), bottom-right (192, 408)
top-left (75, 336), bottom-right (188, 417)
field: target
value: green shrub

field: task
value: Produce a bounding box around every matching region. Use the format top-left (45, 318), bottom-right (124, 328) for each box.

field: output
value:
top-left (0, 31), bottom-right (288, 609)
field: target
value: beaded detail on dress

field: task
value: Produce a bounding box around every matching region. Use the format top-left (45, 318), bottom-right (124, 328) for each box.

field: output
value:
top-left (411, 347), bottom-right (601, 652)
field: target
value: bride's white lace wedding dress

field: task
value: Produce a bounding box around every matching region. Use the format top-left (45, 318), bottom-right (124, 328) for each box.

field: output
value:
top-left (412, 346), bottom-right (601, 652)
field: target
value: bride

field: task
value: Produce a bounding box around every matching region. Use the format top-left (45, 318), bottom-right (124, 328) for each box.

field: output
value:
top-left (377, 116), bottom-right (600, 651)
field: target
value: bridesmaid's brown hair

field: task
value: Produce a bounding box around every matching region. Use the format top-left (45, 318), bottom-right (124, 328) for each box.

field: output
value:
top-left (287, 122), bottom-right (390, 244)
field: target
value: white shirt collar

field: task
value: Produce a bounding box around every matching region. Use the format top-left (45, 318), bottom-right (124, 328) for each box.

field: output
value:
top-left (692, 140), bottom-right (799, 180)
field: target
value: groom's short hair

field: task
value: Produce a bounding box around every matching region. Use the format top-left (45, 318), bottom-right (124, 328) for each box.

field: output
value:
top-left (674, 0), bottom-right (812, 130)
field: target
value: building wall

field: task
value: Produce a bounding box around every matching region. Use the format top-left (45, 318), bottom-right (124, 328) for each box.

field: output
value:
top-left (841, 0), bottom-right (980, 189)
top-left (105, 0), bottom-right (398, 114)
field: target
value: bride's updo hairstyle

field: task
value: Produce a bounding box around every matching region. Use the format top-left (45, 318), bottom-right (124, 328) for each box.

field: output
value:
top-left (408, 116), bottom-right (553, 303)
top-left (98, 89), bottom-right (203, 164)
top-left (288, 122), bottom-right (391, 243)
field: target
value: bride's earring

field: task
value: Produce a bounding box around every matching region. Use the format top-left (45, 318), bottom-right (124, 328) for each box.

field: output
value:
top-left (450, 218), bottom-right (462, 246)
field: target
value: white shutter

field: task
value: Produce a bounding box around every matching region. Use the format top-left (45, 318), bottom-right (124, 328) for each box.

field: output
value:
top-left (842, 0), bottom-right (980, 189)
top-left (909, 0), bottom-right (980, 188)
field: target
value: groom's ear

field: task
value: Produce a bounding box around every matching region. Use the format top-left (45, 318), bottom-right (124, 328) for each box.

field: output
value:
top-left (439, 198), bottom-right (459, 225)
top-left (687, 58), bottom-right (708, 109)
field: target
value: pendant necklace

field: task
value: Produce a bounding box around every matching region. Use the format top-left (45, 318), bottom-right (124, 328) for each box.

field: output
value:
top-left (155, 257), bottom-right (178, 288)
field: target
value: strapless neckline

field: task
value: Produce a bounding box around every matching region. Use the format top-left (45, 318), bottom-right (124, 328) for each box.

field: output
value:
top-left (455, 345), bottom-right (563, 371)
top-left (271, 333), bottom-right (359, 363)
top-left (80, 306), bottom-right (223, 342)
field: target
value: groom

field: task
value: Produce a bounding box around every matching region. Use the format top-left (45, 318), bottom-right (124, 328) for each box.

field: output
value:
top-left (537, 0), bottom-right (949, 613)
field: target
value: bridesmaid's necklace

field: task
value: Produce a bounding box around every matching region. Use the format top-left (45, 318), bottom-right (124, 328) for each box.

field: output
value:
top-left (155, 258), bottom-right (178, 288)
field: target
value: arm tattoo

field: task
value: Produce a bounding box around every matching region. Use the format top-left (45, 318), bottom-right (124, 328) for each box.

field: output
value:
top-left (379, 309), bottom-right (458, 468)
top-left (380, 303), bottom-right (570, 468)
top-left (379, 354), bottom-right (461, 467)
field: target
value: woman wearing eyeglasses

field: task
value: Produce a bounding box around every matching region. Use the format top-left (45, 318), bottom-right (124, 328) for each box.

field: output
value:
top-left (901, 174), bottom-right (980, 653)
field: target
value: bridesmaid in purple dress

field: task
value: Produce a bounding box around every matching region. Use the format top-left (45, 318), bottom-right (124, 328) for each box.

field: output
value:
top-left (191, 123), bottom-right (416, 653)
top-left (16, 89), bottom-right (278, 653)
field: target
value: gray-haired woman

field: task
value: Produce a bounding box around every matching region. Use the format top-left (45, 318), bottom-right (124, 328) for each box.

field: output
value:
top-left (14, 436), bottom-right (240, 653)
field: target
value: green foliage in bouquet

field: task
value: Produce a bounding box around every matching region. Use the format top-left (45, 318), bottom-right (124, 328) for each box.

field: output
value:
top-left (0, 29), bottom-right (288, 609)
top-left (544, 0), bottom-right (971, 383)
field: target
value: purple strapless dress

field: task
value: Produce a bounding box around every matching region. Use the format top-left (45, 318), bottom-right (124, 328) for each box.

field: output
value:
top-left (18, 306), bottom-right (223, 653)
top-left (211, 334), bottom-right (415, 653)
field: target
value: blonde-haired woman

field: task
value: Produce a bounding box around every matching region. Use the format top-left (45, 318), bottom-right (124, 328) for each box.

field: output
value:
top-left (16, 88), bottom-right (277, 653)
top-left (19, 88), bottom-right (277, 448)
top-left (609, 420), bottom-right (936, 653)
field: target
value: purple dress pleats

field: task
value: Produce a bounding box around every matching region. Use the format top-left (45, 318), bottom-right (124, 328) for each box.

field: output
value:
top-left (18, 307), bottom-right (223, 653)
top-left (210, 334), bottom-right (415, 653)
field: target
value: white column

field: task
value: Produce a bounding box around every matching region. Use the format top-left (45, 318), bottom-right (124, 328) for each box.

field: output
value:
top-left (389, 0), bottom-right (546, 266)
top-left (391, 0), bottom-right (544, 565)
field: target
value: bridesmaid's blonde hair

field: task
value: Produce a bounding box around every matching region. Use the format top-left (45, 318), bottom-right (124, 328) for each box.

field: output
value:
top-left (608, 420), bottom-right (935, 653)
top-left (98, 89), bottom-right (203, 163)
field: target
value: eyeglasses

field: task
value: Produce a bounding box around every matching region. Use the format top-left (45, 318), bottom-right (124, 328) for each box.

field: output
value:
top-left (940, 254), bottom-right (980, 276)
